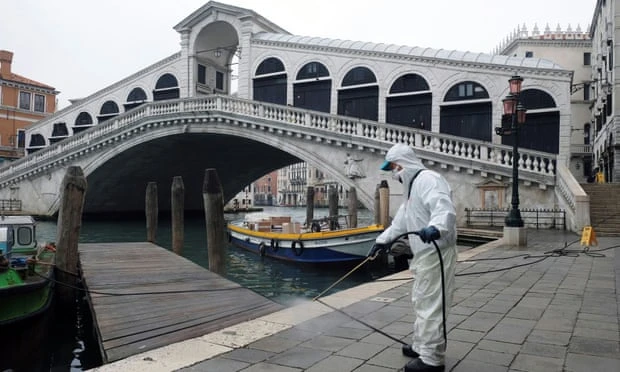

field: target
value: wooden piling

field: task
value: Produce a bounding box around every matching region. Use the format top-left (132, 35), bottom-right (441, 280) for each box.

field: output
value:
top-left (305, 186), bottom-right (314, 226)
top-left (203, 168), bottom-right (226, 275)
top-left (145, 182), bottom-right (158, 243)
top-left (171, 176), bottom-right (184, 255)
top-left (55, 166), bottom-right (87, 310)
top-left (379, 180), bottom-right (390, 228)
top-left (328, 185), bottom-right (339, 230)
top-left (348, 186), bottom-right (358, 228)
top-left (374, 183), bottom-right (381, 225)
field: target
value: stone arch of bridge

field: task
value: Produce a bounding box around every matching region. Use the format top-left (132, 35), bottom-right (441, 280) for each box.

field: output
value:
top-left (45, 121), bottom-right (384, 216)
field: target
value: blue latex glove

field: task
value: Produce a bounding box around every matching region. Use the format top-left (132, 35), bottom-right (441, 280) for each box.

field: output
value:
top-left (418, 226), bottom-right (440, 243)
top-left (368, 243), bottom-right (390, 257)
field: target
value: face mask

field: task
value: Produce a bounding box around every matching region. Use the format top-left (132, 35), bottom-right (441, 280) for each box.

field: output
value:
top-left (391, 168), bottom-right (404, 183)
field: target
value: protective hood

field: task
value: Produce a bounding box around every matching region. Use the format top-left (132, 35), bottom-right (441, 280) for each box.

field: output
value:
top-left (384, 144), bottom-right (426, 196)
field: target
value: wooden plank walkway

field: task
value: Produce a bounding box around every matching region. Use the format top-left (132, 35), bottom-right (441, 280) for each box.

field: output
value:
top-left (79, 242), bottom-right (284, 363)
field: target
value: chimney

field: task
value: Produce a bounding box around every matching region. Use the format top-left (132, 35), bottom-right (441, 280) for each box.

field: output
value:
top-left (0, 50), bottom-right (14, 76)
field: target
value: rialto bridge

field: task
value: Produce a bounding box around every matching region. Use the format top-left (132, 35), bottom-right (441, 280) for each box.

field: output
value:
top-left (5, 2), bottom-right (590, 231)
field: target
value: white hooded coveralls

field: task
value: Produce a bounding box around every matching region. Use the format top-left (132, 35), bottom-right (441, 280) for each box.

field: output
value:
top-left (375, 144), bottom-right (457, 367)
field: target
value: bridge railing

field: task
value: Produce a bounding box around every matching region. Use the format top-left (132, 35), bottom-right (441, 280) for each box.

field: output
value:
top-left (217, 97), bottom-right (556, 179)
top-left (0, 95), bottom-right (557, 187)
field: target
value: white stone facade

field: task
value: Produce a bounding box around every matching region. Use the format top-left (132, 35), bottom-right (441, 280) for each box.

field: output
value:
top-left (495, 23), bottom-right (593, 182)
top-left (589, 0), bottom-right (618, 182)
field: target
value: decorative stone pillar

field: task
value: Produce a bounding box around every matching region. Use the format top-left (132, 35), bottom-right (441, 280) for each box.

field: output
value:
top-left (179, 30), bottom-right (192, 98)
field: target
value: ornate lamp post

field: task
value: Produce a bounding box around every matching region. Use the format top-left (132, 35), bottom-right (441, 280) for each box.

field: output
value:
top-left (502, 76), bottom-right (527, 227)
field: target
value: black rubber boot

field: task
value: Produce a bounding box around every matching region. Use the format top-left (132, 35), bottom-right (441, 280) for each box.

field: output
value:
top-left (403, 358), bottom-right (444, 372)
top-left (401, 344), bottom-right (419, 358)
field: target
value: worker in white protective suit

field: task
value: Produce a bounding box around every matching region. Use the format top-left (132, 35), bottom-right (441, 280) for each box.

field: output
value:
top-left (369, 143), bottom-right (457, 372)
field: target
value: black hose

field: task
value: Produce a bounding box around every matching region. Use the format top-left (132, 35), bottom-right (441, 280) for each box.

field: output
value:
top-left (431, 239), bottom-right (448, 350)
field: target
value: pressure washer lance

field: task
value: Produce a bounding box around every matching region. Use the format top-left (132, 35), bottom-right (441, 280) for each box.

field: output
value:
top-left (311, 231), bottom-right (448, 351)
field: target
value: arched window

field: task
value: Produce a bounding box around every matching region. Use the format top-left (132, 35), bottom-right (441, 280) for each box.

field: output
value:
top-left (27, 133), bottom-right (46, 153)
top-left (253, 57), bottom-right (287, 105)
top-left (256, 58), bottom-right (285, 75)
top-left (98, 100), bottom-right (120, 124)
top-left (294, 62), bottom-right (331, 113)
top-left (49, 122), bottom-right (69, 144)
top-left (125, 87), bottom-right (148, 111)
top-left (73, 112), bottom-right (94, 134)
top-left (153, 73), bottom-right (180, 101)
top-left (296, 62), bottom-right (329, 80)
top-left (338, 67), bottom-right (378, 120)
top-left (342, 67), bottom-right (376, 86)
top-left (440, 81), bottom-right (491, 141)
top-left (386, 74), bottom-right (431, 130)
top-left (503, 88), bottom-right (559, 154)
top-left (444, 81), bottom-right (489, 101)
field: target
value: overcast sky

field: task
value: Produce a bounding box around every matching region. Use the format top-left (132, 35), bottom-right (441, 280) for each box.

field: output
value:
top-left (1, 0), bottom-right (597, 109)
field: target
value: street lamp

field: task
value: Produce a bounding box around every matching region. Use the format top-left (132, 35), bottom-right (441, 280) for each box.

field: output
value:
top-left (502, 75), bottom-right (526, 227)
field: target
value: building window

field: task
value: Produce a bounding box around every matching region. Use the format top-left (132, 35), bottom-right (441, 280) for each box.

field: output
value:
top-left (584, 52), bottom-right (591, 66)
top-left (17, 129), bottom-right (25, 148)
top-left (584, 83), bottom-right (591, 101)
top-left (34, 94), bottom-right (45, 112)
top-left (198, 64), bottom-right (206, 84)
top-left (216, 71), bottom-right (224, 90)
top-left (525, 51), bottom-right (533, 58)
top-left (19, 91), bottom-right (31, 110)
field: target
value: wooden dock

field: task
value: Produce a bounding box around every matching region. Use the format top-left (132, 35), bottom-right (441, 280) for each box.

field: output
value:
top-left (79, 242), bottom-right (284, 363)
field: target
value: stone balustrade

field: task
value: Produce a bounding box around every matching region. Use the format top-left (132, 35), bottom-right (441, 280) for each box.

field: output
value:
top-left (556, 163), bottom-right (590, 231)
top-left (0, 95), bottom-right (558, 190)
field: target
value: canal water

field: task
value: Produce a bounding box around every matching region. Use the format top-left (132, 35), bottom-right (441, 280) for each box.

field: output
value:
top-left (30, 207), bottom-right (398, 371)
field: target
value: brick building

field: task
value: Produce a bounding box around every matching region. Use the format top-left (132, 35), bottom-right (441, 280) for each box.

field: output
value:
top-left (0, 50), bottom-right (58, 161)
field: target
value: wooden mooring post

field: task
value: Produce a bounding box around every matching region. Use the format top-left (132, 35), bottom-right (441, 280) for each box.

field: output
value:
top-left (145, 182), bottom-right (158, 243)
top-left (328, 185), bottom-right (338, 230)
top-left (348, 186), bottom-right (358, 228)
top-left (203, 168), bottom-right (225, 275)
top-left (305, 186), bottom-right (314, 226)
top-left (379, 180), bottom-right (390, 228)
top-left (55, 166), bottom-right (87, 310)
top-left (171, 176), bottom-right (184, 255)
top-left (374, 183), bottom-right (381, 225)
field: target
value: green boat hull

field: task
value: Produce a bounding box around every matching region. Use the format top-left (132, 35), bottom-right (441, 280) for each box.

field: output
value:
top-left (1, 247), bottom-right (56, 325)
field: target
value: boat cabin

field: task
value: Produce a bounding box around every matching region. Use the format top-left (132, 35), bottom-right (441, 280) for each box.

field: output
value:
top-left (0, 216), bottom-right (37, 253)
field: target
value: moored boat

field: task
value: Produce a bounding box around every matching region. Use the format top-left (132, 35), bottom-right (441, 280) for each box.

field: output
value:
top-left (227, 215), bottom-right (384, 263)
top-left (0, 215), bottom-right (56, 370)
top-left (0, 215), bottom-right (55, 326)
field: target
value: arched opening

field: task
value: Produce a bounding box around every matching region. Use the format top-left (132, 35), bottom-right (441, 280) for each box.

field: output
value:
top-left (293, 62), bottom-right (331, 113)
top-left (125, 87), bottom-right (148, 111)
top-left (193, 21), bottom-right (240, 95)
top-left (73, 112), bottom-right (94, 134)
top-left (253, 57), bottom-right (287, 105)
top-left (338, 67), bottom-right (378, 121)
top-left (386, 73), bottom-right (431, 129)
top-left (440, 81), bottom-right (491, 141)
top-left (97, 100), bottom-right (120, 124)
top-left (27, 133), bottom-right (45, 153)
top-left (49, 122), bottom-right (69, 144)
top-left (503, 88), bottom-right (559, 154)
top-left (153, 73), bottom-right (180, 101)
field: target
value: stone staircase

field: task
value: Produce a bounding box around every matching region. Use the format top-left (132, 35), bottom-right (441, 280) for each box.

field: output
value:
top-left (581, 183), bottom-right (620, 236)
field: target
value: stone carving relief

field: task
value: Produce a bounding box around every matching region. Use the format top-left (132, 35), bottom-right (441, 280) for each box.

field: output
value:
top-left (344, 153), bottom-right (365, 179)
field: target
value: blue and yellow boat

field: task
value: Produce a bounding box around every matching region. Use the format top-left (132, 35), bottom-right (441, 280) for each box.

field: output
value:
top-left (228, 216), bottom-right (384, 263)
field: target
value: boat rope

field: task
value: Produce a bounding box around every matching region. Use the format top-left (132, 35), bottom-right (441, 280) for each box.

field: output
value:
top-left (31, 270), bottom-right (247, 296)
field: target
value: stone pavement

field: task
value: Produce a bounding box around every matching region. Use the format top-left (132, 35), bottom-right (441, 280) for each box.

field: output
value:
top-left (92, 229), bottom-right (620, 372)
